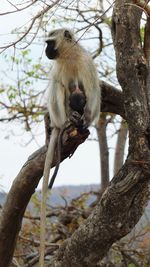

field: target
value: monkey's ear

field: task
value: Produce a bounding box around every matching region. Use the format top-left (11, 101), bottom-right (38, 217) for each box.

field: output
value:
top-left (64, 30), bottom-right (72, 41)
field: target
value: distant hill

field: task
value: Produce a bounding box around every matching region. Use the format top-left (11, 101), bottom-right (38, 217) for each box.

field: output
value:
top-left (0, 184), bottom-right (99, 207)
top-left (0, 185), bottom-right (149, 226)
top-left (41, 184), bottom-right (99, 206)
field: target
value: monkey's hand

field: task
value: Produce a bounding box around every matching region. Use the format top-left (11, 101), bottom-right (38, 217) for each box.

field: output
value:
top-left (70, 111), bottom-right (88, 130)
top-left (70, 111), bottom-right (82, 126)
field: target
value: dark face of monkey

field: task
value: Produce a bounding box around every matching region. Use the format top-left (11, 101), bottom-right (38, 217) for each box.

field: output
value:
top-left (45, 29), bottom-right (72, 60)
top-left (45, 39), bottom-right (59, 59)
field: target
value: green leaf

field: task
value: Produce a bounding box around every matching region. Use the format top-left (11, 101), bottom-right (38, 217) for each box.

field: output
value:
top-left (0, 89), bottom-right (5, 93)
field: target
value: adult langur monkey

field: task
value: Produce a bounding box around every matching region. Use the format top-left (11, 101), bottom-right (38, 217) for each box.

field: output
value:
top-left (39, 28), bottom-right (101, 266)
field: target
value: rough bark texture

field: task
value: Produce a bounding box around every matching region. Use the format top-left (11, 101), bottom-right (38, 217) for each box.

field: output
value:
top-left (50, 168), bottom-right (149, 267)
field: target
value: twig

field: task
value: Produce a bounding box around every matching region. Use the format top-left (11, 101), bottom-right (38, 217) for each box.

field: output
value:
top-left (0, 0), bottom-right (61, 52)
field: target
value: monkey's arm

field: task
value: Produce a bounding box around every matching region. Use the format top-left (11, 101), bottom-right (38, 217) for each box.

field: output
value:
top-left (48, 80), bottom-right (67, 128)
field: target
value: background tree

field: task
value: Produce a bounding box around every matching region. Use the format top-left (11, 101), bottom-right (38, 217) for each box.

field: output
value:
top-left (0, 0), bottom-right (150, 266)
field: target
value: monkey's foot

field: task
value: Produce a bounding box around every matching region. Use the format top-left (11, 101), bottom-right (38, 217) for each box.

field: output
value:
top-left (70, 111), bottom-right (85, 128)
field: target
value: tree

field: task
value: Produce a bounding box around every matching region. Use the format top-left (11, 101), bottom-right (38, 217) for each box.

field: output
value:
top-left (0, 0), bottom-right (150, 266)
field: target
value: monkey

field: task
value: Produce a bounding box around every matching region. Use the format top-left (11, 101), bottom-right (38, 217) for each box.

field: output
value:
top-left (39, 28), bottom-right (101, 267)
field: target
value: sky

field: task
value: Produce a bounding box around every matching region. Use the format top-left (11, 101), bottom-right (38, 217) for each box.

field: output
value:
top-left (0, 0), bottom-right (121, 192)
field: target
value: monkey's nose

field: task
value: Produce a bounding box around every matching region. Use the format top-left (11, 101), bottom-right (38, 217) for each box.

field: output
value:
top-left (45, 40), bottom-right (59, 59)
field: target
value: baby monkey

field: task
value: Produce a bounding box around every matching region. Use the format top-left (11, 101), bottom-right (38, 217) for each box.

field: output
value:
top-left (40, 28), bottom-right (100, 267)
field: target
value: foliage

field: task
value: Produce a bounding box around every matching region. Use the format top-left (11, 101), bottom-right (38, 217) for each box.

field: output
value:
top-left (0, 49), bottom-right (48, 130)
top-left (11, 191), bottom-right (150, 266)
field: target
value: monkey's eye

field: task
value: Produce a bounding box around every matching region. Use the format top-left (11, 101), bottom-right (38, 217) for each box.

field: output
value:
top-left (64, 30), bottom-right (72, 41)
top-left (48, 30), bottom-right (56, 37)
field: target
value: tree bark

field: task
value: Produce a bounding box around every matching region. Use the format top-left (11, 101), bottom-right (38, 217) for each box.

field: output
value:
top-left (101, 81), bottom-right (125, 119)
top-left (49, 167), bottom-right (149, 267)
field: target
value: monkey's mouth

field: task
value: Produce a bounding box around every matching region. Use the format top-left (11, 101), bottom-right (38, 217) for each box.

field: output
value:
top-left (45, 40), bottom-right (59, 59)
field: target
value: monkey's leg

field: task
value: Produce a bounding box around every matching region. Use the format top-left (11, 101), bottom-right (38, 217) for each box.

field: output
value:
top-left (39, 127), bottom-right (59, 267)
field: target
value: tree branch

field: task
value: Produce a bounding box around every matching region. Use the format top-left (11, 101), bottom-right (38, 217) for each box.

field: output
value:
top-left (133, 0), bottom-right (150, 16)
top-left (101, 81), bottom-right (125, 119)
top-left (0, 0), bottom-right (61, 52)
top-left (49, 165), bottom-right (149, 267)
top-left (0, 0), bottom-right (37, 16)
top-left (112, 0), bottom-right (149, 134)
top-left (0, 126), bottom-right (89, 267)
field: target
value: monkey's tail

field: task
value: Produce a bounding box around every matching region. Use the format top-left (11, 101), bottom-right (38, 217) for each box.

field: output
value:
top-left (39, 128), bottom-right (59, 267)
top-left (48, 130), bottom-right (62, 189)
top-left (48, 126), bottom-right (68, 189)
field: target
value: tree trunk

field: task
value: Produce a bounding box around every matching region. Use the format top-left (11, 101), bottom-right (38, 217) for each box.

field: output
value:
top-left (114, 119), bottom-right (128, 175)
top-left (96, 114), bottom-right (109, 190)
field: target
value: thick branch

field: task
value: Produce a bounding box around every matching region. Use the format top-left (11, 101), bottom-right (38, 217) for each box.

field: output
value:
top-left (101, 81), bottom-right (125, 118)
top-left (112, 0), bottom-right (149, 133)
top-left (0, 126), bottom-right (89, 267)
top-left (133, 0), bottom-right (150, 16)
top-left (49, 163), bottom-right (149, 267)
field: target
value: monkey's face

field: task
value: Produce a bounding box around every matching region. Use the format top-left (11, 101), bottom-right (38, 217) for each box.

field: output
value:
top-left (45, 39), bottom-right (59, 59)
top-left (45, 29), bottom-right (74, 60)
